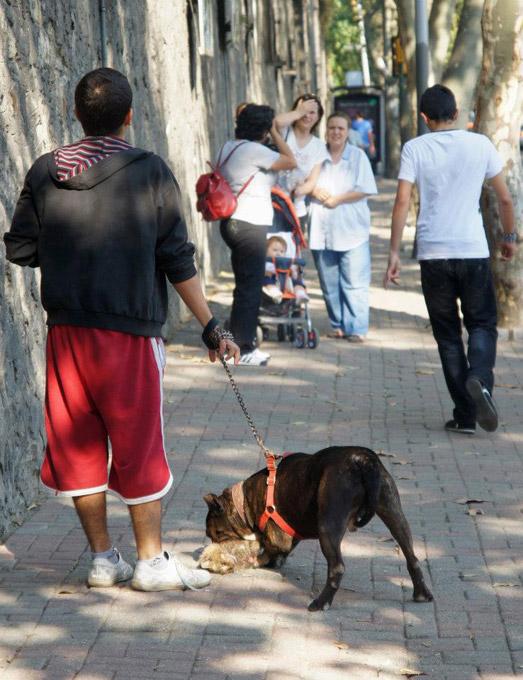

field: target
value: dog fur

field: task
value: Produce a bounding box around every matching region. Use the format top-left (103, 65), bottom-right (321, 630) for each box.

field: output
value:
top-left (204, 446), bottom-right (433, 611)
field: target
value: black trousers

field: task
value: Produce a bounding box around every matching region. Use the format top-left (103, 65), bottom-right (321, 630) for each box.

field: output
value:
top-left (220, 218), bottom-right (268, 353)
top-left (420, 258), bottom-right (498, 426)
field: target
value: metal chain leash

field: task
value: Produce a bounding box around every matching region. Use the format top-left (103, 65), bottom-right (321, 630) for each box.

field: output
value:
top-left (219, 355), bottom-right (277, 460)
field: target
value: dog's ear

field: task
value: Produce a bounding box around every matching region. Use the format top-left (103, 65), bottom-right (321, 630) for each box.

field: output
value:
top-left (203, 493), bottom-right (224, 514)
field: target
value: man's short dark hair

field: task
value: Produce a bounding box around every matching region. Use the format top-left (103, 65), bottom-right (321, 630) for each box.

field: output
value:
top-left (420, 84), bottom-right (457, 121)
top-left (235, 104), bottom-right (275, 141)
top-left (75, 68), bottom-right (133, 136)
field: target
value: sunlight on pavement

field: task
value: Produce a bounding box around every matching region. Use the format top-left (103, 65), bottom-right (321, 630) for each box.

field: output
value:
top-left (370, 284), bottom-right (429, 320)
top-left (2, 179), bottom-right (521, 679)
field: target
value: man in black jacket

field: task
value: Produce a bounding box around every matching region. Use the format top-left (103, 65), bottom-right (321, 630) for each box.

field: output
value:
top-left (4, 68), bottom-right (239, 592)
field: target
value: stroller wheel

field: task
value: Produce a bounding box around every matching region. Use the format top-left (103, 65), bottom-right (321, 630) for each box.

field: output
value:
top-left (287, 324), bottom-right (295, 342)
top-left (307, 328), bottom-right (319, 349)
top-left (277, 324), bottom-right (286, 342)
top-left (262, 326), bottom-right (270, 341)
top-left (256, 325), bottom-right (264, 347)
top-left (294, 328), bottom-right (305, 349)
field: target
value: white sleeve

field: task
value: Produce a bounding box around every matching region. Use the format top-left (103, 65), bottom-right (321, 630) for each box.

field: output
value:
top-left (354, 150), bottom-right (378, 194)
top-left (398, 142), bottom-right (417, 183)
top-left (484, 137), bottom-right (504, 179)
top-left (252, 142), bottom-right (280, 171)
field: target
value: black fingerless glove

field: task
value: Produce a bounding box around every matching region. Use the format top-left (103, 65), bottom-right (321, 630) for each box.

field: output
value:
top-left (202, 317), bottom-right (234, 350)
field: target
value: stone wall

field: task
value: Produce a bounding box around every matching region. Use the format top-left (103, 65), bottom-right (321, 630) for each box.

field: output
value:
top-left (0, 0), bottom-right (326, 539)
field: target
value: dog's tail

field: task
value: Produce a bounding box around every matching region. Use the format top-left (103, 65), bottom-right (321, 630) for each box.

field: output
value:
top-left (355, 451), bottom-right (381, 528)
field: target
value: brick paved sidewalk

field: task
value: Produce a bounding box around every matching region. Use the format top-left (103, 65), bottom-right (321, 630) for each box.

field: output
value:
top-left (1, 180), bottom-right (522, 680)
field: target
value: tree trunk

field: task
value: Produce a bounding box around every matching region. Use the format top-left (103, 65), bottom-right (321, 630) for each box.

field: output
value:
top-left (474, 0), bottom-right (523, 329)
top-left (441, 0), bottom-right (484, 129)
top-left (393, 0), bottom-right (417, 144)
top-left (429, 0), bottom-right (457, 83)
top-left (363, 0), bottom-right (401, 176)
top-left (383, 0), bottom-right (402, 176)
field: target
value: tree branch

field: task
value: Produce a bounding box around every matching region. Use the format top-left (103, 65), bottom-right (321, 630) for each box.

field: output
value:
top-left (441, 0), bottom-right (484, 128)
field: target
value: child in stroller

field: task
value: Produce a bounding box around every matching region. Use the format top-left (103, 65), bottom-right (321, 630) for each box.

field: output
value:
top-left (258, 187), bottom-right (319, 349)
top-left (263, 235), bottom-right (309, 304)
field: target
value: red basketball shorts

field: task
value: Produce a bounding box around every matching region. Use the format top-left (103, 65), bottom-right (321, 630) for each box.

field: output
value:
top-left (41, 325), bottom-right (173, 504)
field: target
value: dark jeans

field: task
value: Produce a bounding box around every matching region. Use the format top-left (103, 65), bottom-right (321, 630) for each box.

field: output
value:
top-left (220, 218), bottom-right (268, 352)
top-left (420, 258), bottom-right (497, 425)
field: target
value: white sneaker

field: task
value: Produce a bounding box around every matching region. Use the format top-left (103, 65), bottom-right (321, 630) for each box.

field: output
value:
top-left (262, 285), bottom-right (283, 304)
top-left (87, 549), bottom-right (133, 587)
top-left (131, 551), bottom-right (212, 591)
top-left (295, 289), bottom-right (309, 302)
top-left (238, 349), bottom-right (270, 366)
top-left (256, 348), bottom-right (271, 359)
top-left (226, 348), bottom-right (270, 365)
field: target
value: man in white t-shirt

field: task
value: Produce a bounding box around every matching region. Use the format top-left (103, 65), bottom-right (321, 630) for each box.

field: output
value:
top-left (384, 84), bottom-right (517, 435)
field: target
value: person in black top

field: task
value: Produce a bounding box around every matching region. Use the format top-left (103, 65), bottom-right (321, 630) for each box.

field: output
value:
top-left (4, 67), bottom-right (239, 592)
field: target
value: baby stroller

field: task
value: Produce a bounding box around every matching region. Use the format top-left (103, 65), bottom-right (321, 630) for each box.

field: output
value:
top-left (257, 187), bottom-right (319, 349)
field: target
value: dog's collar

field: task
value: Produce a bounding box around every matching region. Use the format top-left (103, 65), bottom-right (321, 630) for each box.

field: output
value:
top-left (231, 481), bottom-right (248, 526)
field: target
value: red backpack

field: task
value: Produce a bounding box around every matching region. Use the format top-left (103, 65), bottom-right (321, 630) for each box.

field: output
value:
top-left (196, 142), bottom-right (256, 222)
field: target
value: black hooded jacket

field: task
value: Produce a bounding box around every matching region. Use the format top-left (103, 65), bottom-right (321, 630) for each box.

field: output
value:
top-left (4, 148), bottom-right (197, 337)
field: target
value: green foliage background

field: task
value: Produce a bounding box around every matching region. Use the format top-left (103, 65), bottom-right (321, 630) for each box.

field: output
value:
top-left (321, 0), bottom-right (361, 87)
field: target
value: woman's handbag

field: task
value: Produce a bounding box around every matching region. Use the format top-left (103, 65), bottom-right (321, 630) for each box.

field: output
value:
top-left (196, 142), bottom-right (256, 222)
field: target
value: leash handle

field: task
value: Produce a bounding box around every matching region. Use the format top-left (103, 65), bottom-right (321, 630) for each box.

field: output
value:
top-left (219, 355), bottom-right (278, 461)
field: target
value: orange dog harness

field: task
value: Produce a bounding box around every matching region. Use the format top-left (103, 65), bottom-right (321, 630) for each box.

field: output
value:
top-left (258, 453), bottom-right (303, 539)
top-left (231, 452), bottom-right (303, 540)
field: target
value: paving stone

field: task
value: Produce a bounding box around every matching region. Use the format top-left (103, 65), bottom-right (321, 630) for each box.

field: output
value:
top-left (1, 181), bottom-right (522, 678)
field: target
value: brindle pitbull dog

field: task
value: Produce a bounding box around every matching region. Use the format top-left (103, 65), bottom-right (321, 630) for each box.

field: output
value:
top-left (204, 446), bottom-right (433, 611)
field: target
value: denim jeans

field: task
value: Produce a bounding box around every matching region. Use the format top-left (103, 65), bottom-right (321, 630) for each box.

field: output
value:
top-left (220, 218), bottom-right (268, 353)
top-left (420, 258), bottom-right (497, 425)
top-left (312, 242), bottom-right (371, 336)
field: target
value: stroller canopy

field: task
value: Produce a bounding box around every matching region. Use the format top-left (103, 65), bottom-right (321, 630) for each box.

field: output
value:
top-left (269, 187), bottom-right (307, 250)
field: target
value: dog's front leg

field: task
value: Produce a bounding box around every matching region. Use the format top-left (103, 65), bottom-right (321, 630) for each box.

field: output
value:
top-left (253, 549), bottom-right (271, 568)
top-left (261, 525), bottom-right (294, 568)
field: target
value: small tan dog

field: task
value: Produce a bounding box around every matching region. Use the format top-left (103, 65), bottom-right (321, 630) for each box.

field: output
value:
top-left (198, 539), bottom-right (269, 574)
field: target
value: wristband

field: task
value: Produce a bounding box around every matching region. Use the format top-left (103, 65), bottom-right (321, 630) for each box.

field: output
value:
top-left (203, 317), bottom-right (219, 335)
top-left (502, 232), bottom-right (517, 244)
top-left (202, 317), bottom-right (219, 349)
top-left (202, 317), bottom-right (234, 350)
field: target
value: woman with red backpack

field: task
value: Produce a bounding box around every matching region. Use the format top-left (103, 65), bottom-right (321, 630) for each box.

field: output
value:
top-left (218, 104), bottom-right (296, 366)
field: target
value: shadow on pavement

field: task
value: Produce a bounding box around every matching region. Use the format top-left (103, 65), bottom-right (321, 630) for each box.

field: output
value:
top-left (1, 179), bottom-right (521, 679)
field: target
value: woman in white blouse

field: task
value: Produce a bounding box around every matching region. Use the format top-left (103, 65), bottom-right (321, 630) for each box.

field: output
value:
top-left (274, 94), bottom-right (329, 233)
top-left (309, 112), bottom-right (378, 342)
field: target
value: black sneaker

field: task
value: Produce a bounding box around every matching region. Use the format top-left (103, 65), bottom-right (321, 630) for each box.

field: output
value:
top-left (465, 377), bottom-right (498, 432)
top-left (444, 419), bottom-right (476, 435)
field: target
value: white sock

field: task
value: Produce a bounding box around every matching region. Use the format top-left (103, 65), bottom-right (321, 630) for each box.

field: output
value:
top-left (92, 547), bottom-right (118, 564)
top-left (145, 551), bottom-right (169, 569)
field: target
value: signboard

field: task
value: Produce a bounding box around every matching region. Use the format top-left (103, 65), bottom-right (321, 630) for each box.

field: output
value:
top-left (333, 88), bottom-right (384, 168)
top-left (391, 35), bottom-right (408, 76)
top-left (345, 71), bottom-right (363, 87)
